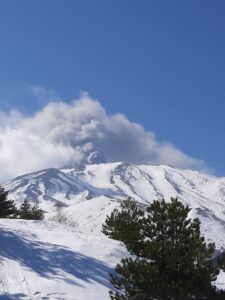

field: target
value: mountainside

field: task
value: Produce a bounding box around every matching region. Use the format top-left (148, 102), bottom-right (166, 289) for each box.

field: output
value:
top-left (1, 162), bottom-right (225, 299)
top-left (3, 162), bottom-right (225, 249)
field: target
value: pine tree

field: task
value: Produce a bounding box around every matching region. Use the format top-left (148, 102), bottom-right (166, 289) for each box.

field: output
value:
top-left (103, 198), bottom-right (225, 300)
top-left (0, 187), bottom-right (17, 218)
top-left (18, 199), bottom-right (32, 219)
top-left (18, 199), bottom-right (44, 220)
top-left (31, 203), bottom-right (44, 220)
top-left (102, 197), bottom-right (144, 255)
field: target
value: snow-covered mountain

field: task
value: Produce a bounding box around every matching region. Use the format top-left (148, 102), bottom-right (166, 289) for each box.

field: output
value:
top-left (3, 162), bottom-right (225, 248)
top-left (1, 162), bottom-right (225, 299)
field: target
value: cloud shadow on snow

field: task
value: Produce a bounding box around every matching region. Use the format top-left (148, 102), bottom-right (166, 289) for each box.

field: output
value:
top-left (0, 293), bottom-right (27, 300)
top-left (0, 228), bottom-right (112, 291)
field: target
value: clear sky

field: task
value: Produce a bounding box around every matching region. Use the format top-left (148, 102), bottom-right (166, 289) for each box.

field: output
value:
top-left (0, 0), bottom-right (225, 176)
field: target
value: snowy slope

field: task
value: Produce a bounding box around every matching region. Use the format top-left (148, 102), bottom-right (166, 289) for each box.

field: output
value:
top-left (1, 162), bottom-right (225, 298)
top-left (0, 218), bottom-right (127, 300)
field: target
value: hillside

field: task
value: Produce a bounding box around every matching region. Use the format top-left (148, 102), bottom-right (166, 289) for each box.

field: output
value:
top-left (0, 162), bottom-right (225, 298)
top-left (0, 218), bottom-right (127, 299)
top-left (4, 162), bottom-right (225, 249)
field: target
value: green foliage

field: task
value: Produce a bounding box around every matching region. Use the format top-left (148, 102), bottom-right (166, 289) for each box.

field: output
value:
top-left (18, 199), bottom-right (44, 220)
top-left (18, 199), bottom-right (32, 219)
top-left (0, 186), bottom-right (17, 218)
top-left (103, 197), bottom-right (225, 300)
top-left (102, 197), bottom-right (144, 255)
top-left (31, 203), bottom-right (45, 220)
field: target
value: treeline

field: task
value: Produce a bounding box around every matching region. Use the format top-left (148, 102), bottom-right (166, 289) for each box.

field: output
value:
top-left (0, 186), bottom-right (44, 220)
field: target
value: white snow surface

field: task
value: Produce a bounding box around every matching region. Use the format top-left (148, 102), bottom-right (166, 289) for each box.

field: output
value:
top-left (0, 218), bottom-right (127, 300)
top-left (1, 162), bottom-right (225, 298)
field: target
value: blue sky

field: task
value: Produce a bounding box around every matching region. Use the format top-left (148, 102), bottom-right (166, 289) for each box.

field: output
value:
top-left (0, 0), bottom-right (225, 176)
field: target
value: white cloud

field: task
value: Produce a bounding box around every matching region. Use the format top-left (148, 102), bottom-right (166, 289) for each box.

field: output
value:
top-left (29, 85), bottom-right (60, 104)
top-left (0, 92), bottom-right (207, 183)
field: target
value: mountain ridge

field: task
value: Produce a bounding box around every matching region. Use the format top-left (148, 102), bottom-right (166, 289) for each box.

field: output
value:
top-left (2, 162), bottom-right (225, 250)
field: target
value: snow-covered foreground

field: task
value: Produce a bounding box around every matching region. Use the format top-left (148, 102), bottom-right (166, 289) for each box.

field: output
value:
top-left (0, 200), bottom-right (224, 300)
top-left (0, 218), bottom-right (127, 300)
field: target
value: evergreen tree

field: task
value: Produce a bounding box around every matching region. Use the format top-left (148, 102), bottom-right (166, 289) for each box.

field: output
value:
top-left (103, 198), bottom-right (225, 300)
top-left (31, 203), bottom-right (44, 220)
top-left (0, 186), bottom-right (17, 218)
top-left (18, 199), bottom-right (44, 220)
top-left (18, 199), bottom-right (32, 219)
top-left (102, 197), bottom-right (144, 255)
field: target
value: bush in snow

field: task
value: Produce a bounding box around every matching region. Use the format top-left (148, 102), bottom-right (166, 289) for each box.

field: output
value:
top-left (49, 205), bottom-right (77, 227)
